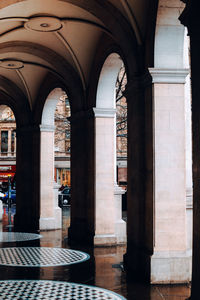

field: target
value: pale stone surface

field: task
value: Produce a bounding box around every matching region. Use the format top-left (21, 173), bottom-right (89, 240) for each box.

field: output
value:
top-left (0, 200), bottom-right (2, 221)
top-left (95, 116), bottom-right (115, 237)
top-left (39, 88), bottom-right (64, 230)
top-left (151, 250), bottom-right (191, 284)
top-left (40, 130), bottom-right (54, 218)
top-left (40, 129), bottom-right (61, 230)
top-left (149, 69), bottom-right (189, 281)
top-left (114, 185), bottom-right (126, 244)
top-left (154, 82), bottom-right (187, 253)
top-left (96, 54), bottom-right (122, 109)
top-left (94, 105), bottom-right (126, 245)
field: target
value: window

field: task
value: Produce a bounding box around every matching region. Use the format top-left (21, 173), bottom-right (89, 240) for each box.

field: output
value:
top-left (1, 131), bottom-right (8, 153)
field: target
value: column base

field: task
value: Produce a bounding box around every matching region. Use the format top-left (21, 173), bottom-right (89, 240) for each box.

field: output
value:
top-left (151, 250), bottom-right (192, 283)
top-left (94, 234), bottom-right (117, 246)
top-left (40, 207), bottom-right (62, 230)
top-left (114, 184), bottom-right (126, 245)
top-left (115, 220), bottom-right (126, 244)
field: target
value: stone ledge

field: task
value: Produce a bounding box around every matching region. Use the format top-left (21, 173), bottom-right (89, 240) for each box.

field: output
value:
top-left (149, 68), bottom-right (189, 84)
top-left (94, 234), bottom-right (117, 246)
top-left (93, 108), bottom-right (116, 118)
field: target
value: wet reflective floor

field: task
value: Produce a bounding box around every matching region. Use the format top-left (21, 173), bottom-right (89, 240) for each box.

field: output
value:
top-left (0, 205), bottom-right (191, 299)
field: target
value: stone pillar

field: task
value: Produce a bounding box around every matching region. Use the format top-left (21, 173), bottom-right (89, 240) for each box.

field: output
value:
top-left (40, 124), bottom-right (61, 230)
top-left (124, 73), bottom-right (153, 282)
top-left (93, 108), bottom-right (116, 246)
top-left (149, 68), bottom-right (190, 283)
top-left (68, 110), bottom-right (95, 244)
top-left (92, 107), bottom-right (126, 245)
top-left (14, 126), bottom-right (40, 232)
top-left (114, 184), bottom-right (126, 244)
top-left (180, 3), bottom-right (200, 298)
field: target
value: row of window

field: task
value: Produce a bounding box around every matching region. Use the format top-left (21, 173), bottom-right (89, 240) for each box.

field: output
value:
top-left (0, 130), bottom-right (16, 154)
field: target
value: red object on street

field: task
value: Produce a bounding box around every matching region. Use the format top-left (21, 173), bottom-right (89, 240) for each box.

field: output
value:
top-left (0, 165), bottom-right (16, 182)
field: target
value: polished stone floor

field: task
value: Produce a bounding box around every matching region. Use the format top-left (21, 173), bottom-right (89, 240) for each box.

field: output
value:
top-left (0, 205), bottom-right (191, 299)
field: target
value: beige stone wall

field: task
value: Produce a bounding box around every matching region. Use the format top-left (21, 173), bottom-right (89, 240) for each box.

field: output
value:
top-left (154, 83), bottom-right (187, 252)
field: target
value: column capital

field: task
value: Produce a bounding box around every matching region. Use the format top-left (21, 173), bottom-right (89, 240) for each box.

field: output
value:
top-left (40, 124), bottom-right (55, 132)
top-left (149, 68), bottom-right (189, 84)
top-left (93, 107), bottom-right (116, 118)
top-left (124, 71), bottom-right (152, 97)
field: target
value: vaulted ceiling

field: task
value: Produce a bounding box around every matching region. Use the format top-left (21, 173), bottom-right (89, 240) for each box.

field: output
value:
top-left (0, 0), bottom-right (154, 109)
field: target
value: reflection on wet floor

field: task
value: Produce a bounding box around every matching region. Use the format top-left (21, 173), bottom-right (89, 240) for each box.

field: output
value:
top-left (0, 205), bottom-right (191, 299)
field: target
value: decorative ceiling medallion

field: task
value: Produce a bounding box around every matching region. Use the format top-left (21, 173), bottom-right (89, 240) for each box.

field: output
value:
top-left (0, 60), bottom-right (24, 69)
top-left (24, 17), bottom-right (63, 32)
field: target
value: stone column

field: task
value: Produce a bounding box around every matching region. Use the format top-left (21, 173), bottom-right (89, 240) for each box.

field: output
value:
top-left (180, 3), bottom-right (200, 298)
top-left (14, 125), bottom-right (40, 232)
top-left (40, 124), bottom-right (61, 230)
top-left (93, 108), bottom-right (115, 245)
top-left (68, 110), bottom-right (95, 244)
top-left (123, 73), bottom-right (153, 282)
top-left (149, 68), bottom-right (190, 283)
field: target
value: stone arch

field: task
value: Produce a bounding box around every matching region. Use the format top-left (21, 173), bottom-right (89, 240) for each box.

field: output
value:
top-left (34, 71), bottom-right (85, 233)
top-left (93, 52), bottom-right (127, 245)
top-left (0, 77), bottom-right (39, 232)
top-left (0, 41), bottom-right (84, 114)
top-left (96, 53), bottom-right (123, 109)
top-left (0, 76), bottom-right (31, 127)
top-left (154, 0), bottom-right (186, 69)
top-left (39, 87), bottom-right (67, 230)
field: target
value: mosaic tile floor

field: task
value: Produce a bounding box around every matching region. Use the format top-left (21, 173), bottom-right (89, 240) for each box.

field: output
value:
top-left (0, 232), bottom-right (42, 243)
top-left (0, 247), bottom-right (90, 267)
top-left (0, 280), bottom-right (126, 299)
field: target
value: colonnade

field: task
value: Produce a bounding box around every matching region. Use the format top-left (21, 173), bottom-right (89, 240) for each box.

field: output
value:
top-left (9, 1), bottom-right (199, 293)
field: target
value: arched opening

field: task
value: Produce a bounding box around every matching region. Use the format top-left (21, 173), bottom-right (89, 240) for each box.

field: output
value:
top-left (0, 105), bottom-right (16, 231)
top-left (54, 93), bottom-right (71, 234)
top-left (40, 87), bottom-right (71, 231)
top-left (94, 53), bottom-right (127, 245)
top-left (116, 65), bottom-right (127, 220)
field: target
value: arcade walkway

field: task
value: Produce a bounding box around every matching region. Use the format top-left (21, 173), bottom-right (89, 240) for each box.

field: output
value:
top-left (0, 206), bottom-right (191, 299)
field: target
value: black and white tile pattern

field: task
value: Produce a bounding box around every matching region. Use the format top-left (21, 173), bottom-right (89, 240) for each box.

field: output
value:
top-left (0, 280), bottom-right (126, 299)
top-left (0, 232), bottom-right (42, 243)
top-left (0, 247), bottom-right (90, 267)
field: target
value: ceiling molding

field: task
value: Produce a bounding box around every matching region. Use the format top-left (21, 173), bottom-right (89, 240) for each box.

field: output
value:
top-left (119, 0), bottom-right (142, 45)
top-left (0, 25), bottom-right (23, 38)
top-left (16, 69), bottom-right (32, 108)
top-left (55, 31), bottom-right (86, 90)
top-left (0, 41), bottom-right (83, 85)
top-left (0, 16), bottom-right (111, 38)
